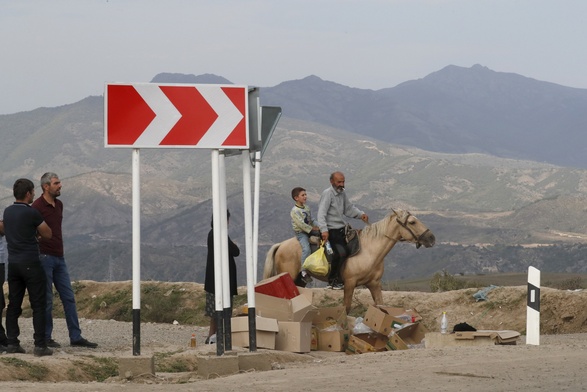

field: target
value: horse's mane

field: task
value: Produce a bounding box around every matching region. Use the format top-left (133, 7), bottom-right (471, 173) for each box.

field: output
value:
top-left (361, 216), bottom-right (389, 239)
top-left (360, 210), bottom-right (405, 239)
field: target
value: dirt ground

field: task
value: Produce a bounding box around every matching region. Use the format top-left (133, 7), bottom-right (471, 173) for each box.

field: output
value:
top-left (1, 282), bottom-right (587, 390)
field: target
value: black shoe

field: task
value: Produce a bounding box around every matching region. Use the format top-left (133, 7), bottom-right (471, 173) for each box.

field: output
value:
top-left (301, 271), bottom-right (313, 284)
top-left (46, 339), bottom-right (61, 348)
top-left (327, 281), bottom-right (344, 290)
top-left (6, 345), bottom-right (26, 354)
top-left (71, 337), bottom-right (98, 348)
top-left (33, 346), bottom-right (53, 357)
top-left (0, 345), bottom-right (7, 353)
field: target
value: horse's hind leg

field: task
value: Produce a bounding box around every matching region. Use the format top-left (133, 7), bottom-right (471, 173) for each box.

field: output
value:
top-left (367, 281), bottom-right (384, 306)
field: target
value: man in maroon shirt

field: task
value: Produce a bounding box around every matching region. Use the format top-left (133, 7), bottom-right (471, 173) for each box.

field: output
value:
top-left (31, 172), bottom-right (97, 348)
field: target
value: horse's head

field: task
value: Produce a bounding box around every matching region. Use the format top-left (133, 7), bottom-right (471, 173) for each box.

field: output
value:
top-left (393, 209), bottom-right (436, 248)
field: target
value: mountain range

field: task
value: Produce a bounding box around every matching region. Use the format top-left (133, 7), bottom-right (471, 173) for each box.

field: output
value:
top-left (1, 64), bottom-right (587, 284)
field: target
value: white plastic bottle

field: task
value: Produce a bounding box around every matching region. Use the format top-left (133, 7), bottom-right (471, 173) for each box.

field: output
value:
top-left (324, 240), bottom-right (334, 255)
top-left (440, 311), bottom-right (448, 334)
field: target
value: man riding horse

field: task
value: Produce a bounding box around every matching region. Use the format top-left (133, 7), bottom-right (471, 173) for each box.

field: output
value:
top-left (317, 171), bottom-right (369, 290)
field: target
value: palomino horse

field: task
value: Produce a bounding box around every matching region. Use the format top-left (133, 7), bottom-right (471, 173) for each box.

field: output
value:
top-left (263, 209), bottom-right (435, 313)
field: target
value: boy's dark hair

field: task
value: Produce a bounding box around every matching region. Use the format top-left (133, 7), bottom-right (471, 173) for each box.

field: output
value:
top-left (291, 187), bottom-right (305, 200)
top-left (13, 178), bottom-right (34, 200)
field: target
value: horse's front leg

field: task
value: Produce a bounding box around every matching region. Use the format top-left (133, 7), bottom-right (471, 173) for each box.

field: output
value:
top-left (367, 281), bottom-right (384, 307)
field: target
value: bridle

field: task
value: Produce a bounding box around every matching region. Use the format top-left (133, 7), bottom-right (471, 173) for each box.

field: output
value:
top-left (393, 211), bottom-right (431, 248)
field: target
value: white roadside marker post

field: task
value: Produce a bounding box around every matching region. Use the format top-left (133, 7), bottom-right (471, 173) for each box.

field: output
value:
top-left (526, 266), bottom-right (540, 345)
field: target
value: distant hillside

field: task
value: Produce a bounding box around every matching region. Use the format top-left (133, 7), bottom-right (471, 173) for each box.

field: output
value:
top-left (2, 66), bottom-right (587, 283)
top-left (261, 65), bottom-right (587, 168)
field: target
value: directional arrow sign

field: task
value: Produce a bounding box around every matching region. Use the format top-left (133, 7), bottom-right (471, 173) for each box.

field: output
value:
top-left (105, 83), bottom-right (248, 149)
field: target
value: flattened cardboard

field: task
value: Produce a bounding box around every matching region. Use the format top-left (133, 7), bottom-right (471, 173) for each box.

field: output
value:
top-left (454, 330), bottom-right (520, 344)
top-left (255, 272), bottom-right (299, 299)
top-left (231, 316), bottom-right (279, 350)
top-left (345, 333), bottom-right (392, 354)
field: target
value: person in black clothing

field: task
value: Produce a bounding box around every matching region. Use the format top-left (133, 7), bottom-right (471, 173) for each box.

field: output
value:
top-left (0, 178), bottom-right (53, 356)
top-left (203, 210), bottom-right (240, 344)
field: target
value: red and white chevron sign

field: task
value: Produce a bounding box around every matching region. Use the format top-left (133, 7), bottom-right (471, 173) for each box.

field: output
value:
top-left (105, 83), bottom-right (248, 148)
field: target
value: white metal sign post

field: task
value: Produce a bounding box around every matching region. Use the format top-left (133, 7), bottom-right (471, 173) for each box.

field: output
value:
top-left (131, 149), bottom-right (141, 354)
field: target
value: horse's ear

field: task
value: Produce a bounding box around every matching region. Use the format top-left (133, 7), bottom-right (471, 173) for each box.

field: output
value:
top-left (397, 209), bottom-right (408, 221)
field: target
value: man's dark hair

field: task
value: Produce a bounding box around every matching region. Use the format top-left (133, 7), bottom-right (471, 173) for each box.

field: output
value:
top-left (291, 187), bottom-right (305, 200)
top-left (13, 178), bottom-right (34, 200)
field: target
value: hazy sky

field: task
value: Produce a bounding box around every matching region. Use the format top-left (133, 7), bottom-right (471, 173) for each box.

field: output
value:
top-left (1, 0), bottom-right (586, 115)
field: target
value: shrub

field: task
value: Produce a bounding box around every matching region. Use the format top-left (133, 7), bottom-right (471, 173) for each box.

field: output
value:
top-left (430, 270), bottom-right (467, 292)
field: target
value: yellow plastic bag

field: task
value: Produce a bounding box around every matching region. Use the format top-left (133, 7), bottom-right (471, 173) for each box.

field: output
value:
top-left (302, 243), bottom-right (329, 277)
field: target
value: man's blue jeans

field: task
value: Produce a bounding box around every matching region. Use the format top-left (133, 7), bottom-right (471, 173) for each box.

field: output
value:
top-left (40, 255), bottom-right (81, 342)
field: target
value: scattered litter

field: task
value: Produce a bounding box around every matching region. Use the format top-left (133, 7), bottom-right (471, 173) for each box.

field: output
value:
top-left (473, 285), bottom-right (499, 302)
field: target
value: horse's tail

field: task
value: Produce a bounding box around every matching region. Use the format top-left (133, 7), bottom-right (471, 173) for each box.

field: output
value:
top-left (262, 242), bottom-right (281, 279)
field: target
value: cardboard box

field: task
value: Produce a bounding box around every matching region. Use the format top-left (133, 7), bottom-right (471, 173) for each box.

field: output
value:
top-left (312, 306), bottom-right (348, 330)
top-left (345, 333), bottom-right (393, 354)
top-left (363, 305), bottom-right (424, 335)
top-left (318, 329), bottom-right (350, 352)
top-left (396, 322), bottom-right (428, 345)
top-left (231, 316), bottom-right (279, 350)
top-left (388, 333), bottom-right (409, 350)
top-left (310, 306), bottom-right (350, 352)
top-left (363, 305), bottom-right (405, 335)
top-left (386, 322), bottom-right (429, 350)
top-left (276, 321), bottom-right (312, 353)
top-left (254, 290), bottom-right (317, 352)
top-left (310, 326), bottom-right (319, 351)
top-left (255, 291), bottom-right (315, 322)
top-left (378, 306), bottom-right (423, 323)
top-left (274, 306), bottom-right (316, 353)
top-left (255, 272), bottom-right (299, 299)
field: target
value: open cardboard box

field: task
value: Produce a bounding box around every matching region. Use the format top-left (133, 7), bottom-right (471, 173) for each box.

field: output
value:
top-left (254, 286), bottom-right (317, 352)
top-left (312, 306), bottom-right (350, 352)
top-left (254, 289), bottom-right (314, 322)
top-left (363, 304), bottom-right (410, 335)
top-left (388, 322), bottom-right (429, 350)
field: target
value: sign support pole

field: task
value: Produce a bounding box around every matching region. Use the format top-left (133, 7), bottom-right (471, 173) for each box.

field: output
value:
top-left (132, 148), bottom-right (141, 356)
top-left (211, 150), bottom-right (225, 355)
top-left (242, 150), bottom-right (257, 351)
top-left (219, 152), bottom-right (232, 350)
top-left (526, 266), bottom-right (541, 345)
top-left (252, 152), bottom-right (261, 282)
